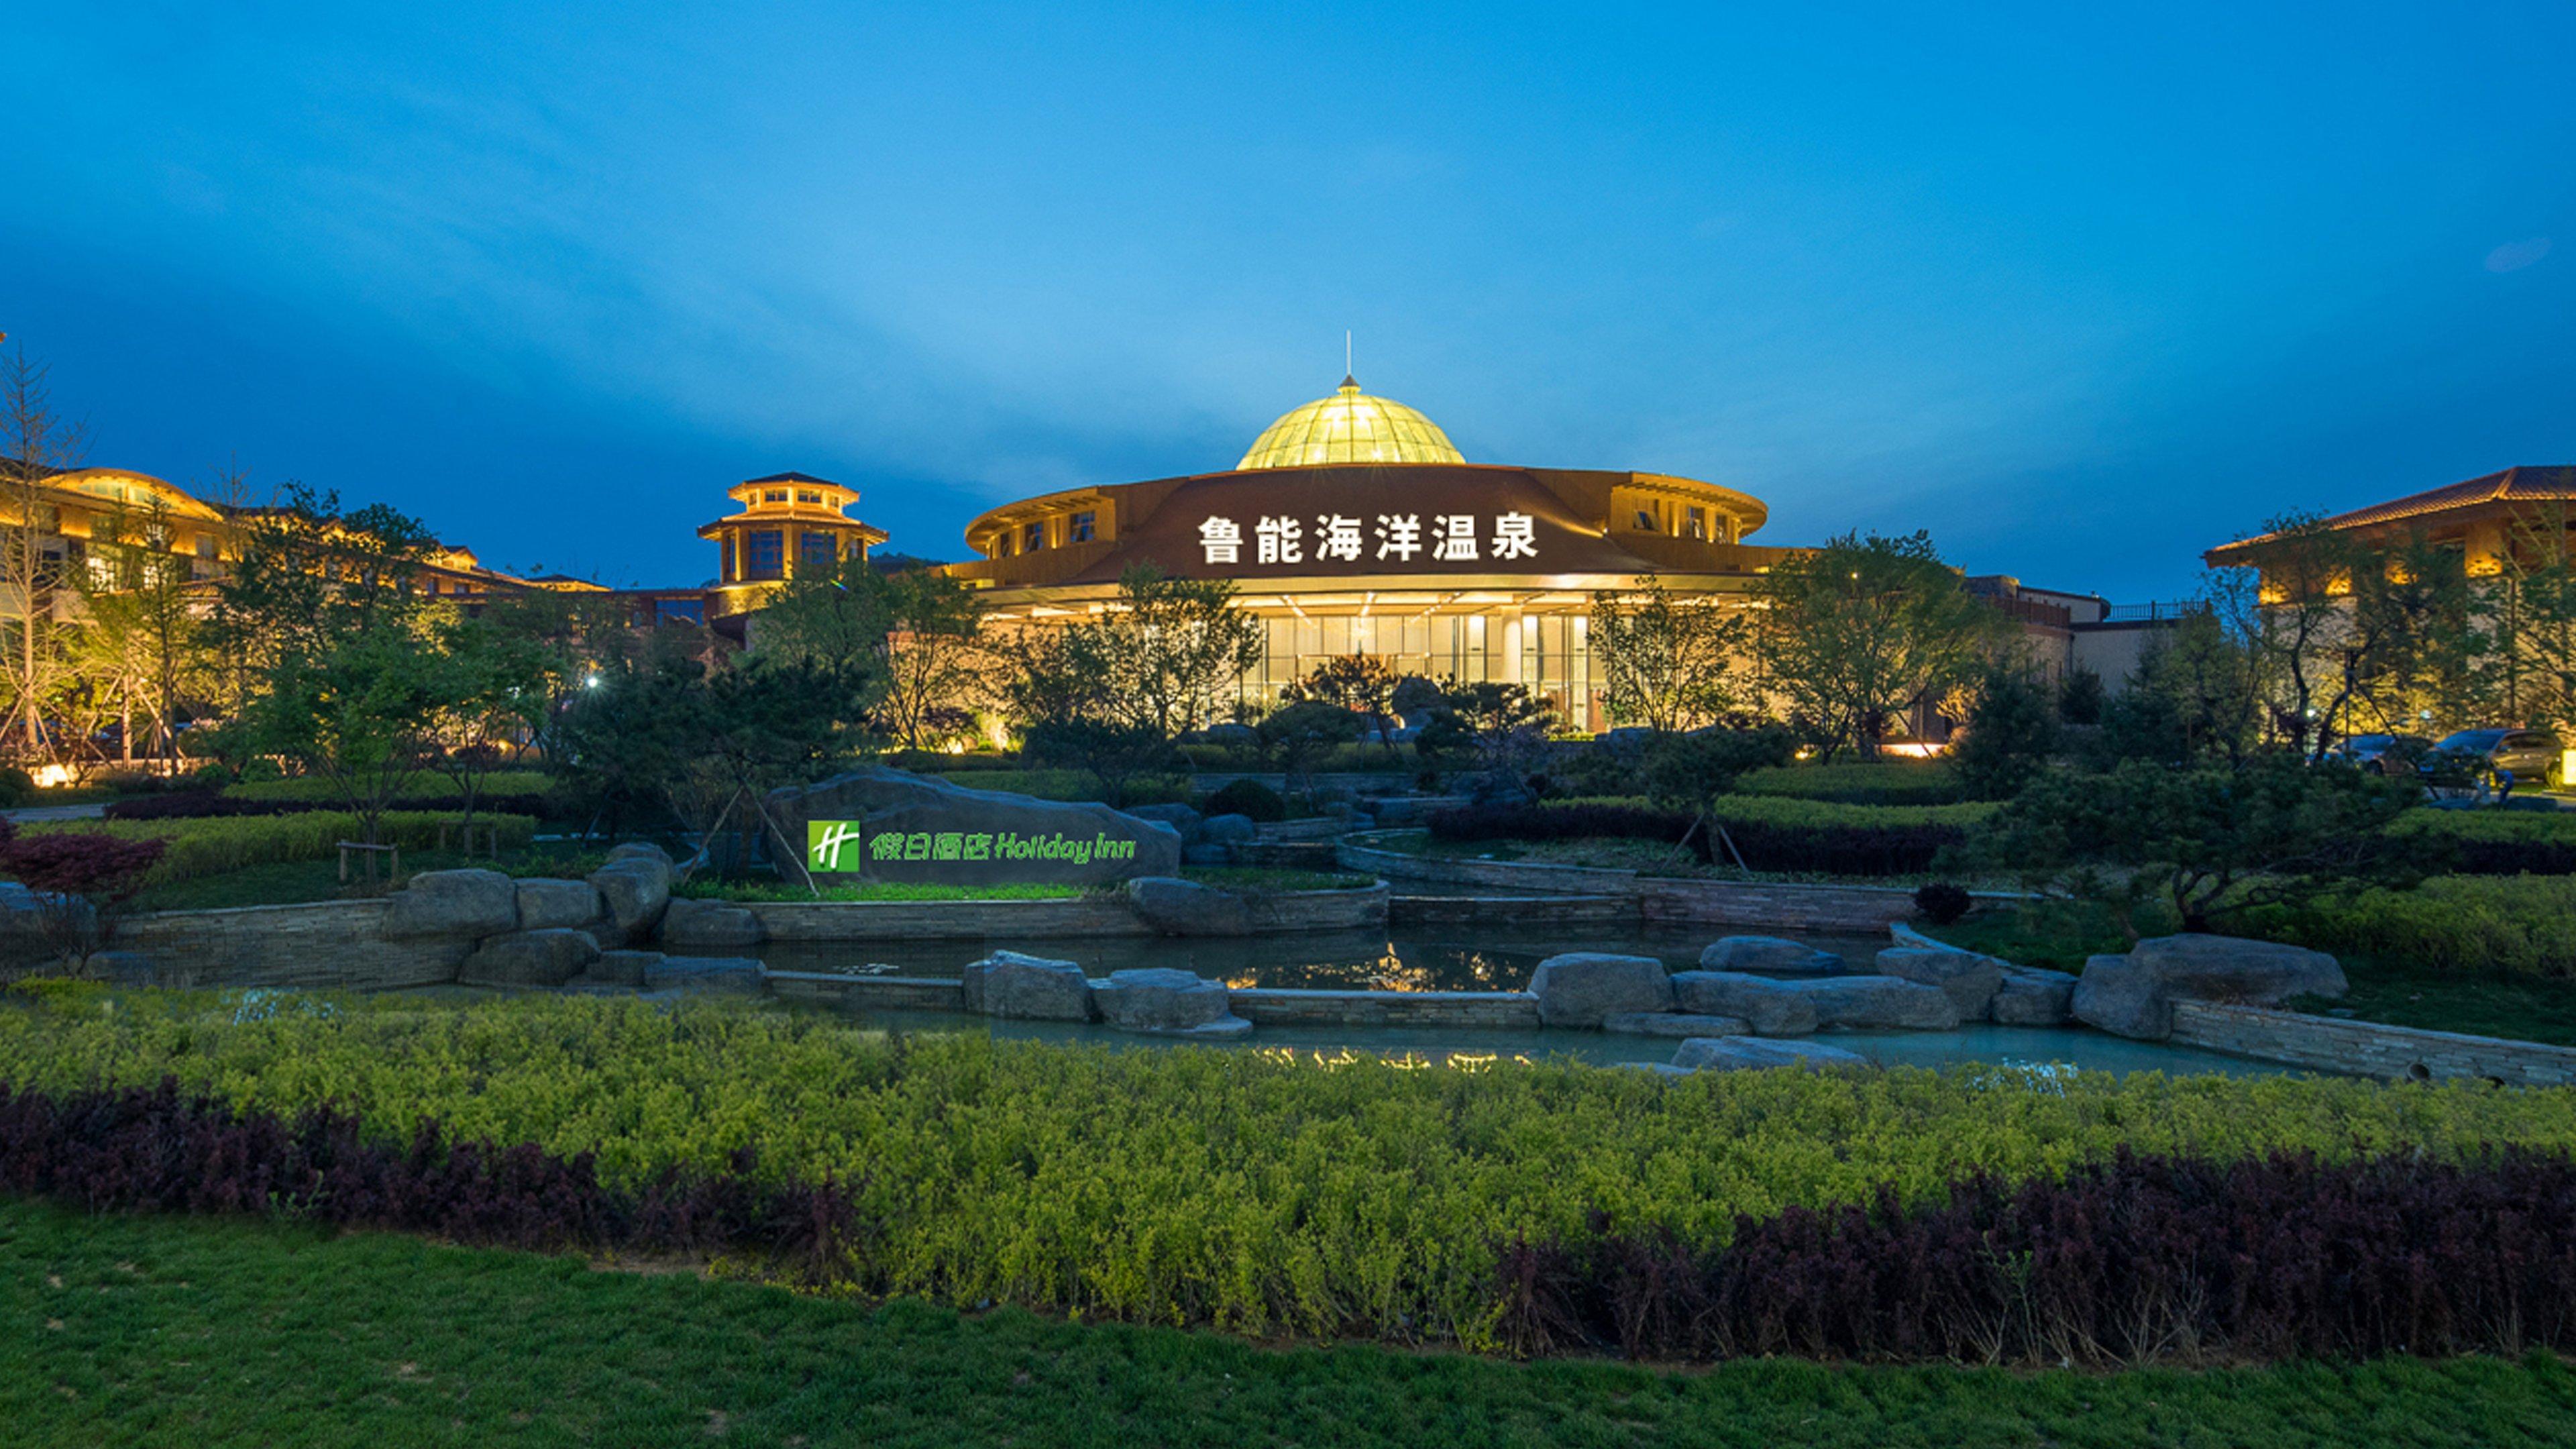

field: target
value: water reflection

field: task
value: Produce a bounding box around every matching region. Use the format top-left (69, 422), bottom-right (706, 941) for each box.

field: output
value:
top-left (753, 925), bottom-right (1894, 993)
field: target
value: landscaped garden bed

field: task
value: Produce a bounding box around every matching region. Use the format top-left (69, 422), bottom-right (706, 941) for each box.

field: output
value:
top-left (5, 984), bottom-right (2574, 1361)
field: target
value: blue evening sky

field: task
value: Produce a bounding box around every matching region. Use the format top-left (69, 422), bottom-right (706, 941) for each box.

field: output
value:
top-left (5, 3), bottom-right (2570, 599)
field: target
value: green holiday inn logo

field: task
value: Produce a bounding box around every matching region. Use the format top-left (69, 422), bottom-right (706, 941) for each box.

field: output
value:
top-left (806, 818), bottom-right (1138, 872)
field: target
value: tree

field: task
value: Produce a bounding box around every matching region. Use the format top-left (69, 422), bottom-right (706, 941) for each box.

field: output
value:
top-left (241, 617), bottom-right (458, 849)
top-left (1095, 566), bottom-right (1265, 737)
top-left (1442, 679), bottom-right (1555, 793)
top-left (2092, 598), bottom-right (2265, 767)
top-left (201, 483), bottom-right (439, 730)
top-left (2484, 502), bottom-right (2576, 739)
top-left (1968, 753), bottom-right (2422, 939)
top-left (2056, 666), bottom-right (2106, 727)
top-left (1257, 698), bottom-right (1361, 801)
top-left (0, 345), bottom-right (88, 761)
top-left (757, 564), bottom-right (988, 753)
top-left (1638, 726), bottom-right (1799, 865)
top-left (73, 493), bottom-right (204, 763)
top-left (1590, 576), bottom-right (1747, 733)
top-left (427, 614), bottom-right (551, 834)
top-left (1752, 531), bottom-right (2011, 759)
top-left (1286, 654), bottom-right (1399, 750)
top-left (477, 584), bottom-right (658, 765)
top-left (1021, 718), bottom-right (1183, 808)
top-left (1946, 664), bottom-right (2059, 800)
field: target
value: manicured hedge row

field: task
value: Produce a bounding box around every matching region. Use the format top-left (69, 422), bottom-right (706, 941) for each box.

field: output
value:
top-left (1497, 1146), bottom-right (2576, 1364)
top-left (223, 770), bottom-right (556, 803)
top-left (2390, 810), bottom-right (2576, 877)
top-left (1430, 800), bottom-right (1973, 876)
top-left (106, 789), bottom-right (552, 822)
top-left (0, 1078), bottom-right (860, 1283)
top-left (21, 812), bottom-right (539, 885)
top-left (7, 989), bottom-right (2575, 1349)
top-left (2245, 875), bottom-right (2576, 979)
top-left (1735, 761), bottom-right (1968, 806)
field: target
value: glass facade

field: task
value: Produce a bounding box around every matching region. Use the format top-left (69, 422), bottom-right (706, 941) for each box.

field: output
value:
top-left (800, 531), bottom-right (838, 574)
top-left (1236, 381), bottom-right (1465, 470)
top-left (745, 529), bottom-right (784, 578)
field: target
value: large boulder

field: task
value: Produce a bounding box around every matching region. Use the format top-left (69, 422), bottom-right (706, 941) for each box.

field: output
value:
top-left (1089, 967), bottom-right (1246, 1036)
top-left (1781, 975), bottom-right (1960, 1030)
top-left (659, 898), bottom-right (765, 950)
top-left (1527, 953), bottom-right (1675, 1028)
top-left (587, 949), bottom-right (663, 988)
top-left (1990, 966), bottom-right (2080, 1026)
top-left (1181, 843), bottom-right (1234, 866)
top-left (587, 854), bottom-right (673, 944)
top-left (1698, 936), bottom-right (1845, 977)
top-left (459, 928), bottom-right (601, 987)
top-left (1125, 803), bottom-right (1204, 845)
top-left (765, 767), bottom-right (1182, 887)
top-left (516, 877), bottom-right (606, 932)
top-left (380, 869), bottom-right (519, 939)
top-left (1603, 1011), bottom-right (1754, 1038)
top-left (2073, 934), bottom-right (2347, 1040)
top-left (1123, 875), bottom-right (1254, 936)
top-left (1670, 1036), bottom-right (1872, 1072)
top-left (1873, 947), bottom-right (2004, 1020)
top-left (1668, 971), bottom-right (1819, 1036)
top-left (1199, 813), bottom-right (1258, 845)
top-left (644, 956), bottom-right (765, 995)
top-left (962, 951), bottom-right (1096, 1021)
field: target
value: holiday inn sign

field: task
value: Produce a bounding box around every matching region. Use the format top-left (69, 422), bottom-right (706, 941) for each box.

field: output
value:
top-left (806, 819), bottom-right (1144, 872)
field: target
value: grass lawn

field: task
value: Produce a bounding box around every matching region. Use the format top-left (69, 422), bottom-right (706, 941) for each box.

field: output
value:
top-left (8, 1203), bottom-right (2576, 1449)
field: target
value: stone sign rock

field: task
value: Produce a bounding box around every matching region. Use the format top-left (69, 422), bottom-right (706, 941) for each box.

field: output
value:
top-left (963, 951), bottom-right (1097, 1020)
top-left (460, 928), bottom-right (601, 987)
top-left (1668, 971), bottom-right (1819, 1036)
top-left (1670, 1036), bottom-right (1872, 1072)
top-left (516, 878), bottom-right (605, 932)
top-left (1872, 947), bottom-right (2004, 1020)
top-left (767, 767), bottom-right (1182, 888)
top-left (381, 869), bottom-right (519, 940)
top-left (1527, 953), bottom-right (1675, 1028)
top-left (2073, 934), bottom-right (2347, 1040)
top-left (1698, 936), bottom-right (1845, 977)
top-left (1781, 975), bottom-right (1960, 1030)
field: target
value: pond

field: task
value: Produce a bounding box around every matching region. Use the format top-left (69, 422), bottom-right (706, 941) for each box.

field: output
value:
top-left (747, 924), bottom-right (2297, 1079)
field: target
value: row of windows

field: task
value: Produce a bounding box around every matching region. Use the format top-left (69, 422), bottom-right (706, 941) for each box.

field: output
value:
top-left (1629, 499), bottom-right (1725, 543)
top-left (725, 528), bottom-right (861, 581)
top-left (991, 509), bottom-right (1099, 558)
top-left (758, 488), bottom-right (830, 506)
top-left (1231, 612), bottom-right (1605, 730)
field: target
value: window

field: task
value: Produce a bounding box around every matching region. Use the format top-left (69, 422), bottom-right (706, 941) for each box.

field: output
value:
top-left (1070, 510), bottom-right (1096, 543)
top-left (1632, 507), bottom-right (1655, 531)
top-left (763, 489), bottom-right (789, 504)
top-left (657, 598), bottom-right (705, 625)
top-left (797, 490), bottom-right (823, 505)
top-left (195, 533), bottom-right (217, 559)
top-left (1022, 520), bottom-right (1046, 552)
top-left (745, 529), bottom-right (784, 578)
top-left (721, 537), bottom-right (736, 580)
top-left (800, 531), bottom-right (838, 574)
top-left (1685, 508), bottom-right (1707, 541)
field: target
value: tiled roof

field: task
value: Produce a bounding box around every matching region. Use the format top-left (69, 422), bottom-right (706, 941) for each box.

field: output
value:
top-left (743, 470), bottom-right (838, 486)
top-left (2210, 465), bottom-right (2576, 556)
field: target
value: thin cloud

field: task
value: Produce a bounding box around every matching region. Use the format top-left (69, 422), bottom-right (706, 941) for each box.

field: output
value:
top-left (2485, 237), bottom-right (2552, 273)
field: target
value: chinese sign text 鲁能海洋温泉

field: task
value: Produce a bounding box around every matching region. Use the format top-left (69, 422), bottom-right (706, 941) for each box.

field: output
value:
top-left (1197, 511), bottom-right (1534, 567)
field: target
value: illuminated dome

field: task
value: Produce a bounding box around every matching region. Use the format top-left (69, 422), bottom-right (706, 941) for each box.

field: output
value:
top-left (1236, 376), bottom-right (1464, 470)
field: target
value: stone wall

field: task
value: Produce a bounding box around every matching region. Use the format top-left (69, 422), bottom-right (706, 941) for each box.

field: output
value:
top-left (1391, 894), bottom-right (1631, 927)
top-left (117, 901), bottom-right (468, 991)
top-left (1335, 841), bottom-right (1638, 895)
top-left (2169, 1001), bottom-right (2576, 1086)
top-left (1636, 877), bottom-right (1921, 931)
top-left (1245, 883), bottom-right (1387, 932)
top-left (763, 971), bottom-right (967, 1011)
top-left (1227, 987), bottom-right (1542, 1028)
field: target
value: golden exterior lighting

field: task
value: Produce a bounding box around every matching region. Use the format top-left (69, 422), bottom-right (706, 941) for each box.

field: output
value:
top-left (1236, 376), bottom-right (1464, 470)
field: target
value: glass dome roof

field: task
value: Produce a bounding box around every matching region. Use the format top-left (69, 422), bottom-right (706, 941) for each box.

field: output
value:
top-left (1235, 376), bottom-right (1464, 470)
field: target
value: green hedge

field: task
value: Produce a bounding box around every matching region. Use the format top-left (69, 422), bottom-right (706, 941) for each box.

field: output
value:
top-left (224, 771), bottom-right (556, 804)
top-left (21, 812), bottom-right (538, 885)
top-left (1567, 792), bottom-right (1998, 828)
top-left (4, 989), bottom-right (2571, 1346)
top-left (1735, 761), bottom-right (1967, 806)
top-left (2243, 875), bottom-right (2576, 979)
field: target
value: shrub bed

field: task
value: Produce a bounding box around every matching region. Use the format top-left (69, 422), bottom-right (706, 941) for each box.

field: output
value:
top-left (0, 1077), bottom-right (860, 1282)
top-left (1433, 798), bottom-right (1984, 876)
top-left (4, 988), bottom-right (2574, 1350)
top-left (2243, 875), bottom-right (2576, 979)
top-left (106, 789), bottom-right (551, 822)
top-left (20, 812), bottom-right (539, 886)
top-left (2390, 809), bottom-right (2576, 876)
top-left (223, 770), bottom-right (555, 803)
top-left (1497, 1146), bottom-right (2576, 1364)
top-left (1735, 761), bottom-right (1968, 806)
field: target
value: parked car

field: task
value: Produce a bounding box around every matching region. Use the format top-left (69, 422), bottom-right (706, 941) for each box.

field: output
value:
top-left (2322, 733), bottom-right (2430, 775)
top-left (2416, 727), bottom-right (2565, 789)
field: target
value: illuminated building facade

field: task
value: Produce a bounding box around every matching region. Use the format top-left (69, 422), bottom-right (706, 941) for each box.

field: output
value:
top-left (945, 376), bottom-right (1794, 729)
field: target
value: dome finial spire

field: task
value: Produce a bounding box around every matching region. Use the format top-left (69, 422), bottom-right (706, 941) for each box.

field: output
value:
top-left (1342, 330), bottom-right (1355, 390)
